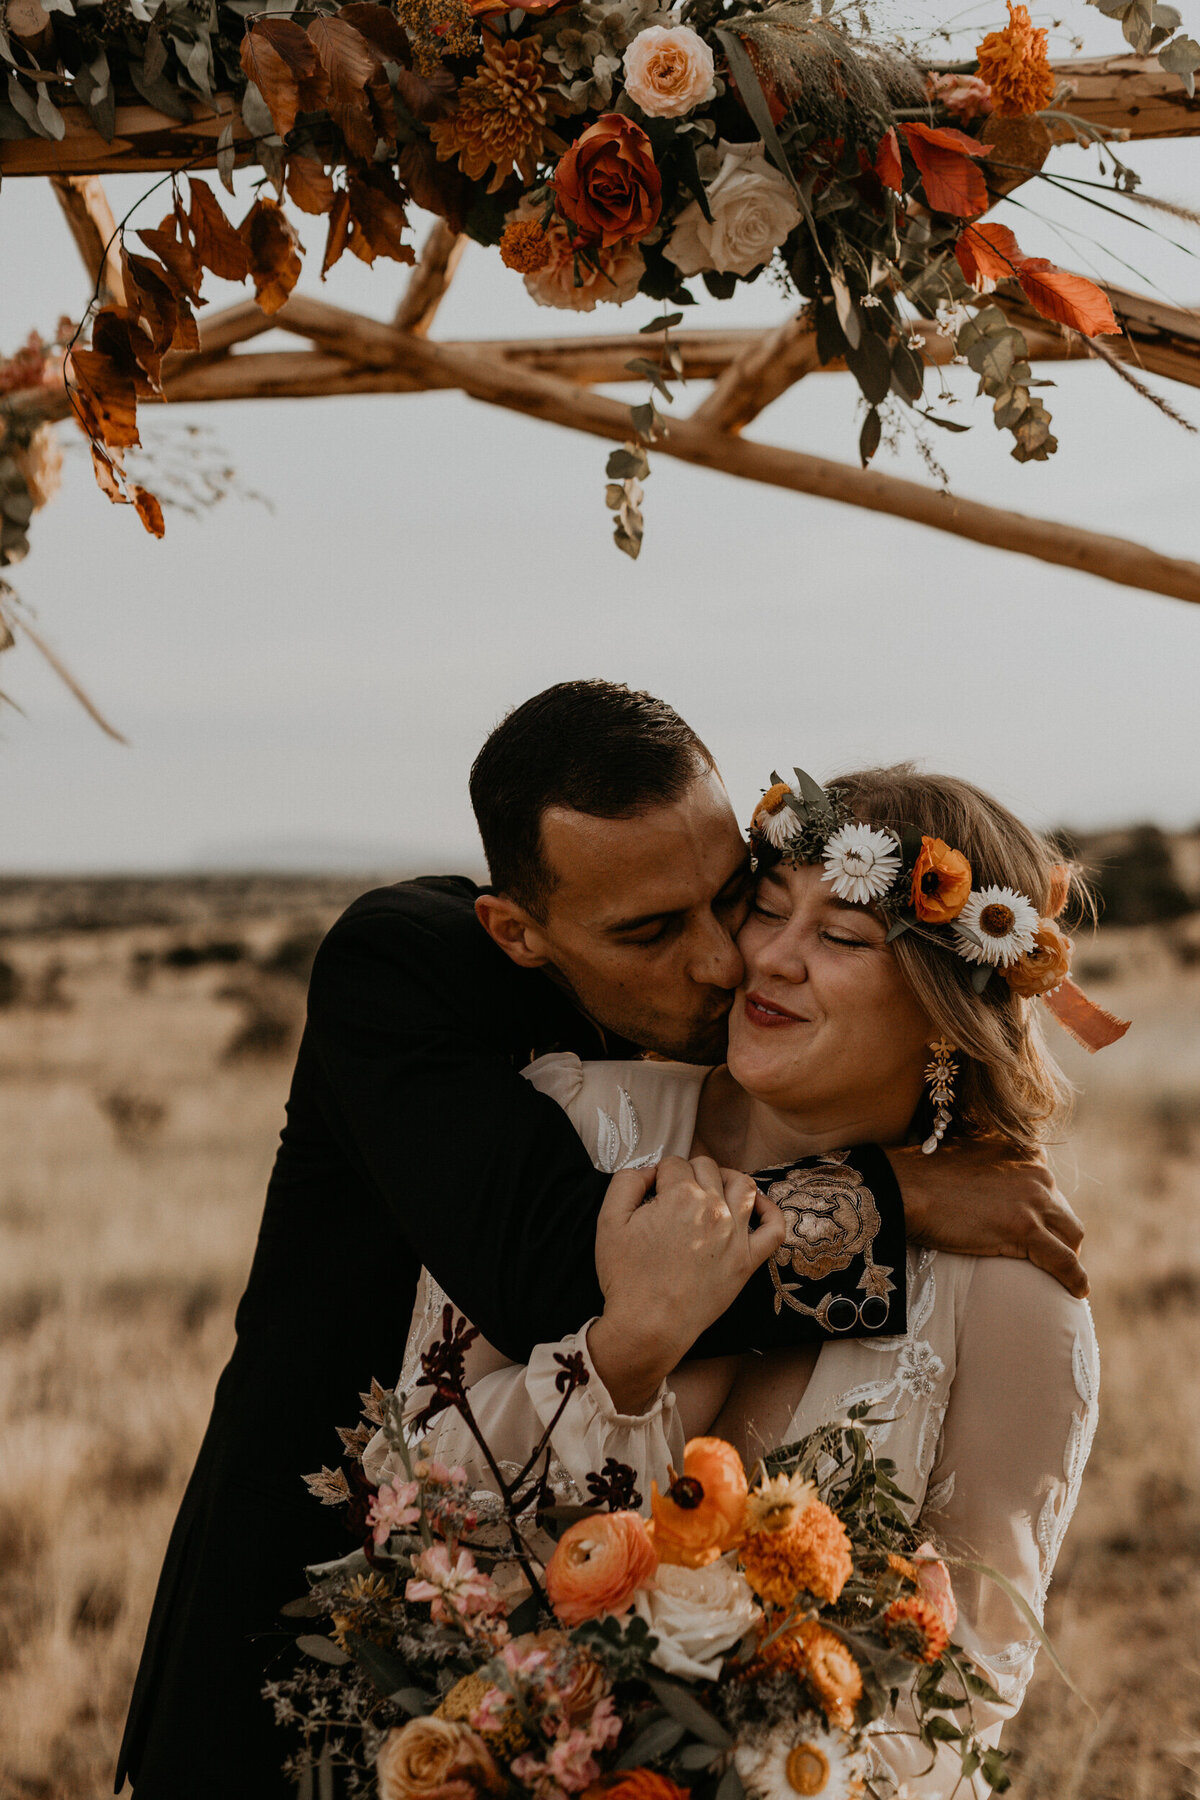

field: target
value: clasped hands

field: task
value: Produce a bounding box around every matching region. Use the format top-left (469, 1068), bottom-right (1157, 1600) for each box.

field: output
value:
top-left (586, 1144), bottom-right (1088, 1417)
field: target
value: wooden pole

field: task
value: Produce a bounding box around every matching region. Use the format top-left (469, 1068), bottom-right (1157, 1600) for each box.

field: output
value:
top-left (997, 279), bottom-right (1200, 392)
top-left (50, 175), bottom-right (126, 305)
top-left (1053, 53), bottom-right (1200, 139)
top-left (393, 220), bottom-right (467, 337)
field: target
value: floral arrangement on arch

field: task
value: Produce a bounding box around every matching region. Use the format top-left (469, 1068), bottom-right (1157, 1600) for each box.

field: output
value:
top-left (4, 0), bottom-right (1195, 556)
top-left (270, 1303), bottom-right (1061, 1796)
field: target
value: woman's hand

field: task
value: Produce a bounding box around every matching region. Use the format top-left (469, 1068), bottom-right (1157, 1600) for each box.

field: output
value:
top-left (587, 1156), bottom-right (786, 1414)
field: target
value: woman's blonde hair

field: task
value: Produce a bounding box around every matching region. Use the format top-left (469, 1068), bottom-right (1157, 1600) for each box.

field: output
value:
top-left (826, 763), bottom-right (1090, 1149)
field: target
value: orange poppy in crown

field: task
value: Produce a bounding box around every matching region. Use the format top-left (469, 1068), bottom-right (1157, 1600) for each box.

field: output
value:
top-left (910, 837), bottom-right (972, 924)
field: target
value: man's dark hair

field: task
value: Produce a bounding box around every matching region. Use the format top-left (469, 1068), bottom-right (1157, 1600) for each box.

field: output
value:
top-left (470, 680), bottom-right (715, 915)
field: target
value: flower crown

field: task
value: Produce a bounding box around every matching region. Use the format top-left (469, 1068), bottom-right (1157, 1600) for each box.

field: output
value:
top-left (748, 769), bottom-right (1130, 1049)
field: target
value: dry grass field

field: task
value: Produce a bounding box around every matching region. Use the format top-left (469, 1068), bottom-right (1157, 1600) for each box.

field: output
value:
top-left (0, 876), bottom-right (1197, 1799)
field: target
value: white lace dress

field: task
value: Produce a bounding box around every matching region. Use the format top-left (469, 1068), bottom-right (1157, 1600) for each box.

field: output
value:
top-left (371, 1054), bottom-right (1100, 1797)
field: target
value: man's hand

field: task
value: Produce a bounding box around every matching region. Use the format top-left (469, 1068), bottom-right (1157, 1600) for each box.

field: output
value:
top-left (887, 1140), bottom-right (1088, 1299)
top-left (587, 1156), bottom-right (786, 1413)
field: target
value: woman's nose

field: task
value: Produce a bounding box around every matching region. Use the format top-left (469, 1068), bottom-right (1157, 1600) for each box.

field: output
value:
top-left (750, 922), bottom-right (808, 985)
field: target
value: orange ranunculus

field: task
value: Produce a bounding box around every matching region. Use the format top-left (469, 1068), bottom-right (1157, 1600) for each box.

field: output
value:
top-left (1003, 917), bottom-right (1072, 997)
top-left (544, 1511), bottom-right (657, 1627)
top-left (584, 1774), bottom-right (691, 1800)
top-left (910, 836), bottom-right (972, 924)
top-left (551, 115), bottom-right (662, 248)
top-left (649, 1437), bottom-right (748, 1569)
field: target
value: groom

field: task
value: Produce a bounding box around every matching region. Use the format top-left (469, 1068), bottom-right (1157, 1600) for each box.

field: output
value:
top-left (118, 680), bottom-right (1086, 1797)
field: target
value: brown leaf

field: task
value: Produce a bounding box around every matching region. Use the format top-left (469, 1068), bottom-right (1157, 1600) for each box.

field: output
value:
top-left (393, 61), bottom-right (455, 122)
top-left (239, 16), bottom-right (329, 139)
top-left (396, 137), bottom-right (467, 231)
top-left (70, 349), bottom-right (140, 450)
top-left (121, 250), bottom-right (180, 358)
top-left (309, 17), bottom-right (384, 159)
top-left (902, 122), bottom-right (992, 219)
top-left (336, 2), bottom-right (413, 62)
top-left (954, 222), bottom-right (1024, 290)
top-left (91, 309), bottom-right (161, 398)
top-left (874, 126), bottom-right (904, 195)
top-left (90, 442), bottom-right (126, 505)
top-left (240, 197), bottom-right (304, 314)
top-left (347, 168), bottom-right (414, 266)
top-left (1015, 260), bottom-right (1120, 338)
top-left (189, 178), bottom-right (252, 282)
top-left (286, 155), bottom-right (336, 216)
top-left (131, 483), bottom-right (166, 537)
top-left (321, 189), bottom-right (352, 277)
top-left (983, 114), bottom-right (1052, 199)
top-left (138, 205), bottom-right (204, 307)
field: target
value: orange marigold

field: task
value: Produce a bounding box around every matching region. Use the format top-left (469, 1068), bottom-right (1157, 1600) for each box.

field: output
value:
top-left (739, 1499), bottom-right (852, 1607)
top-left (882, 1594), bottom-right (951, 1664)
top-left (974, 3), bottom-right (1055, 118)
top-left (500, 218), bottom-right (552, 273)
top-left (584, 1773), bottom-right (690, 1800)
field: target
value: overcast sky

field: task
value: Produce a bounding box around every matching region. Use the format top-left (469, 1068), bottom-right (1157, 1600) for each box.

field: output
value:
top-left (1, 0), bottom-right (1198, 874)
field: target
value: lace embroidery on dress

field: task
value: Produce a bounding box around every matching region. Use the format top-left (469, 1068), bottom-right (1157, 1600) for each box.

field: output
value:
top-left (400, 1269), bottom-right (451, 1395)
top-left (1035, 1311), bottom-right (1101, 1615)
top-left (595, 1087), bottom-right (663, 1173)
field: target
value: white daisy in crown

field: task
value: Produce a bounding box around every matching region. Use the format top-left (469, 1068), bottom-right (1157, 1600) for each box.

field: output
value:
top-left (821, 822), bottom-right (901, 907)
top-left (753, 780), bottom-right (804, 850)
top-left (953, 885), bottom-right (1039, 967)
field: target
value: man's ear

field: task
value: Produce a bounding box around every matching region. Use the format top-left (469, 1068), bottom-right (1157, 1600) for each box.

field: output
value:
top-left (475, 893), bottom-right (551, 969)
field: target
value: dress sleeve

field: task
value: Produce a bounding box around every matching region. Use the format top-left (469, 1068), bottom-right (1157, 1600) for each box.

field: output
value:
top-left (866, 1257), bottom-right (1100, 1797)
top-left (393, 1314), bottom-right (684, 1505)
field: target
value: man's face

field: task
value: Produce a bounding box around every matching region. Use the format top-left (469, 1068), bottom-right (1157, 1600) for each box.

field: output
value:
top-left (520, 769), bottom-right (751, 1062)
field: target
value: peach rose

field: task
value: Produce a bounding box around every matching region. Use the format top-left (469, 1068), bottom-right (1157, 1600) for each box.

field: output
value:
top-left (545, 1510), bottom-right (657, 1626)
top-left (650, 1436), bottom-right (747, 1568)
top-left (925, 71), bottom-right (993, 122)
top-left (552, 115), bottom-right (662, 247)
top-left (1003, 917), bottom-right (1072, 997)
top-left (913, 1541), bottom-right (958, 1634)
top-left (377, 1718), bottom-right (501, 1800)
top-left (503, 199), bottom-right (646, 311)
top-left (622, 25), bottom-right (715, 118)
top-left (910, 835), bottom-right (972, 924)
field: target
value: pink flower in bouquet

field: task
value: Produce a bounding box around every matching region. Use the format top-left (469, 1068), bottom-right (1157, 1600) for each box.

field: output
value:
top-left (407, 1544), bottom-right (503, 1624)
top-left (417, 1459), bottom-right (470, 1488)
top-left (913, 1541), bottom-right (958, 1633)
top-left (368, 1479), bottom-right (421, 1548)
top-left (925, 71), bottom-right (994, 122)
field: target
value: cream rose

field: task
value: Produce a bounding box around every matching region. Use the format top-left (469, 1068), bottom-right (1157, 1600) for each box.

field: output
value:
top-left (629, 1558), bottom-right (760, 1680)
top-left (622, 25), bottom-right (715, 118)
top-left (665, 140), bottom-right (802, 277)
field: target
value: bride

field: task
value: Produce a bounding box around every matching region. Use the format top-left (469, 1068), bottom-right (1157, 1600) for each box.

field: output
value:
top-left (371, 763), bottom-right (1103, 1796)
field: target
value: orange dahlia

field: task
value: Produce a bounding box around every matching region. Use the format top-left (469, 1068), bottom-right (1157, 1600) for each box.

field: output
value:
top-left (882, 1594), bottom-right (951, 1664)
top-left (739, 1499), bottom-right (852, 1608)
top-left (974, 3), bottom-right (1055, 118)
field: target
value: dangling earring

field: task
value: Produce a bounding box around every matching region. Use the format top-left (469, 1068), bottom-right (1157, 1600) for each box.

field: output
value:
top-left (922, 1039), bottom-right (958, 1154)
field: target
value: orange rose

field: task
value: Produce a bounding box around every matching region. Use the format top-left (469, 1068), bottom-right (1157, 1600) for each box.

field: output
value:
top-left (650, 1437), bottom-right (747, 1569)
top-left (552, 115), bottom-right (662, 248)
top-left (545, 1510), bottom-right (657, 1627)
top-left (910, 836), bottom-right (972, 924)
top-left (585, 1774), bottom-right (690, 1800)
top-left (1003, 917), bottom-right (1071, 997)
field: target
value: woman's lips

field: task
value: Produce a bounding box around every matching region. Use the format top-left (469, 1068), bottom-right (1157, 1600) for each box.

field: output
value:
top-left (744, 992), bottom-right (807, 1029)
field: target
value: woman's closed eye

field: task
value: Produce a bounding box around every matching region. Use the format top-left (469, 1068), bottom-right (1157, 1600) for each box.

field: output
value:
top-left (820, 929), bottom-right (873, 949)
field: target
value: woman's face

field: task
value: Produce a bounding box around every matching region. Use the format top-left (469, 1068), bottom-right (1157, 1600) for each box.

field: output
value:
top-left (727, 861), bottom-right (935, 1135)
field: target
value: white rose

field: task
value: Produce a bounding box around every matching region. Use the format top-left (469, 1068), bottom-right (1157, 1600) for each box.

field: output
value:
top-left (629, 1559), bottom-right (760, 1680)
top-left (622, 24), bottom-right (715, 117)
top-left (665, 140), bottom-right (802, 277)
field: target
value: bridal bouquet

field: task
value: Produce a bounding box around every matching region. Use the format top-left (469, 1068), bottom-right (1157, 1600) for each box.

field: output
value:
top-left (270, 1306), bottom-right (1014, 1797)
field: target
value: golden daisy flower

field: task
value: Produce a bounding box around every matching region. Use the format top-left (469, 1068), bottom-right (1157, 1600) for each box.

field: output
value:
top-left (740, 1500), bottom-right (853, 1608)
top-left (974, 3), bottom-right (1056, 117)
top-left (430, 38), bottom-right (565, 195)
top-left (500, 217), bottom-right (552, 273)
top-left (882, 1595), bottom-right (951, 1665)
top-left (797, 1621), bottom-right (863, 1731)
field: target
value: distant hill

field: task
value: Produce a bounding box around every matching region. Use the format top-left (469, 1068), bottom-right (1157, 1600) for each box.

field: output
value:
top-left (1056, 825), bottom-right (1200, 927)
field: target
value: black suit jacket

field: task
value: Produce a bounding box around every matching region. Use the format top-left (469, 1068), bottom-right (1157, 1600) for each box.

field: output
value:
top-left (117, 877), bottom-right (906, 1796)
